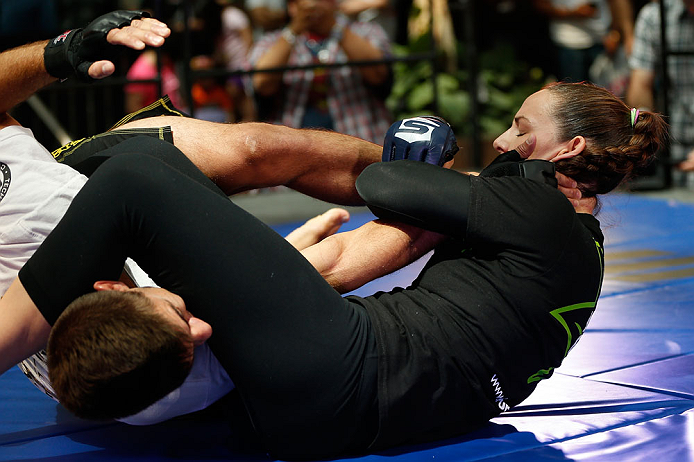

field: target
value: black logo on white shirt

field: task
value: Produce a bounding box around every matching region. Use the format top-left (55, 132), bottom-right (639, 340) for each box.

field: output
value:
top-left (0, 163), bottom-right (10, 203)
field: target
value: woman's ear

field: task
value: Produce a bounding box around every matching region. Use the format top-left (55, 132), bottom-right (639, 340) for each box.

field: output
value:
top-left (93, 280), bottom-right (130, 292)
top-left (553, 135), bottom-right (586, 162)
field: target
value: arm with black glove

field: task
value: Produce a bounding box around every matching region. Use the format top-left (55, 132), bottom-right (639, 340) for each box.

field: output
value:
top-left (293, 116), bottom-right (460, 291)
top-left (44, 10), bottom-right (170, 81)
top-left (359, 123), bottom-right (559, 238)
top-left (0, 11), bottom-right (169, 117)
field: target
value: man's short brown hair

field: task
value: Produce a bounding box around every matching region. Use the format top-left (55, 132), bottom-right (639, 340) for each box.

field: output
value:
top-left (47, 290), bottom-right (194, 420)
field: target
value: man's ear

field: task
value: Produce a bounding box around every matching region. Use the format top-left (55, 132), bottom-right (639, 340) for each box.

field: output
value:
top-left (553, 135), bottom-right (586, 162)
top-left (93, 280), bottom-right (130, 292)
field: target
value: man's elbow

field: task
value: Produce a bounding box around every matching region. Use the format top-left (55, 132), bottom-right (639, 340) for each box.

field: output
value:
top-left (325, 273), bottom-right (351, 294)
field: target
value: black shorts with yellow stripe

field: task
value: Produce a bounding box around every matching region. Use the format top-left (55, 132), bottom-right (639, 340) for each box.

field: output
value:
top-left (51, 96), bottom-right (188, 176)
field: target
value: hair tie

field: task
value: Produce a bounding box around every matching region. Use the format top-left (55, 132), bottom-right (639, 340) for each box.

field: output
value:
top-left (630, 108), bottom-right (640, 127)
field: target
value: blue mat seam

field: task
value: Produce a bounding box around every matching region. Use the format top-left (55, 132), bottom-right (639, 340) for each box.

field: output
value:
top-left (578, 352), bottom-right (694, 379)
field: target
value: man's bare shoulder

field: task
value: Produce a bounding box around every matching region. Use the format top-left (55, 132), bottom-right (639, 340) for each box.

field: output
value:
top-left (0, 113), bottom-right (21, 129)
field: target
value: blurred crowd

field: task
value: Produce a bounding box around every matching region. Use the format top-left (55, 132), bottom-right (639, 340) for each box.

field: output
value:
top-left (3, 0), bottom-right (694, 181)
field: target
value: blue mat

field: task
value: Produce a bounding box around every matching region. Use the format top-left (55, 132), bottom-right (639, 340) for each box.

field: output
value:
top-left (2, 193), bottom-right (693, 461)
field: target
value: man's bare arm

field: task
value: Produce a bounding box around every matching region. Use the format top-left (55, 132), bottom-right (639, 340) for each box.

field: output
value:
top-left (117, 117), bottom-right (382, 205)
top-left (0, 41), bottom-right (55, 118)
top-left (284, 208), bottom-right (351, 251)
top-left (0, 16), bottom-right (170, 126)
top-left (301, 219), bottom-right (445, 293)
top-left (0, 278), bottom-right (51, 376)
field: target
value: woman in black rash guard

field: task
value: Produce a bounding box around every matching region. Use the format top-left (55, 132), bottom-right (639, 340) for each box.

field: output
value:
top-left (18, 82), bottom-right (667, 459)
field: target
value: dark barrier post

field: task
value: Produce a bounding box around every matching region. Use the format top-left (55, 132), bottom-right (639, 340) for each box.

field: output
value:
top-left (182, 0), bottom-right (195, 118)
top-left (658, 0), bottom-right (672, 188)
top-left (430, 0), bottom-right (439, 115)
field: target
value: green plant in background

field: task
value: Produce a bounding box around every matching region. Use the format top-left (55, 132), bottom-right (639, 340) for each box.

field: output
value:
top-left (476, 44), bottom-right (545, 139)
top-left (387, 34), bottom-right (471, 132)
top-left (387, 37), bottom-right (545, 139)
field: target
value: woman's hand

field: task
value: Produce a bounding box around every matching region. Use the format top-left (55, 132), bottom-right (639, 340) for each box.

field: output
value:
top-left (515, 134), bottom-right (583, 207)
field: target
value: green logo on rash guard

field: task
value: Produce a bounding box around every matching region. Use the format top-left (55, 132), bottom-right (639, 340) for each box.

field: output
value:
top-left (525, 303), bottom-right (595, 384)
top-left (527, 239), bottom-right (604, 385)
top-left (527, 367), bottom-right (553, 384)
top-left (550, 302), bottom-right (596, 357)
top-left (551, 239), bottom-right (604, 357)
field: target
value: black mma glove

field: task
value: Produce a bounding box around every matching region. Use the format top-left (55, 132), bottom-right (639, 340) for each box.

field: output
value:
top-left (480, 150), bottom-right (558, 188)
top-left (44, 10), bottom-right (150, 81)
top-left (382, 116), bottom-right (459, 166)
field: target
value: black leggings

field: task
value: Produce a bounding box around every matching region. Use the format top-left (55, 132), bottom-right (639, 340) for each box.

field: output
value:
top-left (20, 137), bottom-right (379, 459)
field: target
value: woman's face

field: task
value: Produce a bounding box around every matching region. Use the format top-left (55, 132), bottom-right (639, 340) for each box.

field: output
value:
top-left (492, 89), bottom-right (566, 160)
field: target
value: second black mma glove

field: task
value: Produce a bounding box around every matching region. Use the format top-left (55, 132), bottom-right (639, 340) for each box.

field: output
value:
top-left (480, 150), bottom-right (558, 188)
top-left (44, 10), bottom-right (150, 81)
top-left (382, 116), bottom-right (459, 166)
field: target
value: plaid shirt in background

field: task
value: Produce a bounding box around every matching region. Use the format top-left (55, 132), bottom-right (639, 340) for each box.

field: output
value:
top-left (630, 0), bottom-right (694, 161)
top-left (248, 17), bottom-right (393, 144)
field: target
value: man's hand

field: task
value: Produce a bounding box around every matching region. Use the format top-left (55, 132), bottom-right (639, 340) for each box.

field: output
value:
top-left (481, 135), bottom-right (553, 186)
top-left (500, 135), bottom-right (583, 206)
top-left (285, 208), bottom-right (350, 251)
top-left (93, 16), bottom-right (170, 79)
top-left (0, 11), bottom-right (169, 119)
top-left (514, 134), bottom-right (536, 159)
top-left (382, 116), bottom-right (459, 166)
top-left (44, 11), bottom-right (170, 81)
top-left (287, 0), bottom-right (313, 35)
top-left (557, 172), bottom-right (582, 208)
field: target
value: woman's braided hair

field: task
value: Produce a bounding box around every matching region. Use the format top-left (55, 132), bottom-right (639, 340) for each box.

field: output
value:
top-left (546, 82), bottom-right (668, 196)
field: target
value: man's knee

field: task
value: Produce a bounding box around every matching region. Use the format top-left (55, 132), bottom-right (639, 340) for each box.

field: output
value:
top-left (91, 142), bottom-right (226, 201)
top-left (91, 150), bottom-right (168, 191)
top-left (109, 135), bottom-right (184, 158)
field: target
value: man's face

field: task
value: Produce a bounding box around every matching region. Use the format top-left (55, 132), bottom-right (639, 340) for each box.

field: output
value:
top-left (290, 0), bottom-right (337, 29)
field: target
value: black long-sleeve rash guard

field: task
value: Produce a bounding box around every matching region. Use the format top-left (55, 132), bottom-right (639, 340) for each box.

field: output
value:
top-left (352, 160), bottom-right (605, 450)
top-left (355, 160), bottom-right (472, 238)
top-left (355, 159), bottom-right (558, 240)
